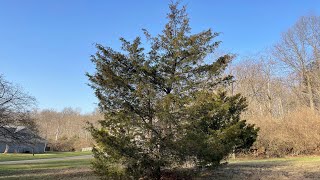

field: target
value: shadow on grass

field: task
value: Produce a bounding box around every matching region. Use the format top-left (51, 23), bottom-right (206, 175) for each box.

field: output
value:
top-left (0, 168), bottom-right (97, 180)
top-left (303, 171), bottom-right (320, 179)
top-left (198, 160), bottom-right (294, 180)
top-left (0, 159), bottom-right (92, 177)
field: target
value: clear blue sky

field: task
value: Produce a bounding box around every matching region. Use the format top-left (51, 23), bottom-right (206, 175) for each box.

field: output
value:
top-left (1, 0), bottom-right (319, 113)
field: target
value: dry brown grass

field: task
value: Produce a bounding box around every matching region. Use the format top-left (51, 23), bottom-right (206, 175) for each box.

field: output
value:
top-left (199, 156), bottom-right (320, 180)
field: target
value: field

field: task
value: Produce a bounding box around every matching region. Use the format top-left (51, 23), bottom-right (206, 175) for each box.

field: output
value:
top-left (0, 159), bottom-right (95, 180)
top-left (0, 154), bottom-right (320, 179)
top-left (0, 152), bottom-right (96, 180)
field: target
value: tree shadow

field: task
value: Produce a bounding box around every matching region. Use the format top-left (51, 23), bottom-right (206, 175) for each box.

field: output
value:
top-left (303, 171), bottom-right (320, 179)
top-left (199, 160), bottom-right (302, 180)
top-left (0, 167), bottom-right (97, 180)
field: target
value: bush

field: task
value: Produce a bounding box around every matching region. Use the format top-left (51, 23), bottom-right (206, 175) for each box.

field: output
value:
top-left (49, 136), bottom-right (78, 152)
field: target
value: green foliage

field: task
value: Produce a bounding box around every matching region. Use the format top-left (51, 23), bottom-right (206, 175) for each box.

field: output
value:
top-left (180, 91), bottom-right (258, 167)
top-left (87, 2), bottom-right (258, 179)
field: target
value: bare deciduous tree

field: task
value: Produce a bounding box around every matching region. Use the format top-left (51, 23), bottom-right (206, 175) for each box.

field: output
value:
top-left (34, 108), bottom-right (102, 151)
top-left (230, 54), bottom-right (296, 118)
top-left (0, 75), bottom-right (37, 152)
top-left (0, 75), bottom-right (37, 130)
top-left (273, 15), bottom-right (320, 111)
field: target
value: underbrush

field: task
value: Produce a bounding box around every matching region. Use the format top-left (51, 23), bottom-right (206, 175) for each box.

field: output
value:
top-left (247, 108), bottom-right (320, 157)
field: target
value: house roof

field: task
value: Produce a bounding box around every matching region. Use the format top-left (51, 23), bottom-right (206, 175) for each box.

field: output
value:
top-left (0, 126), bottom-right (46, 144)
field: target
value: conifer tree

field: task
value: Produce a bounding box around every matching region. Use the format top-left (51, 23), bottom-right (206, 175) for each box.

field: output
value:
top-left (87, 2), bottom-right (258, 179)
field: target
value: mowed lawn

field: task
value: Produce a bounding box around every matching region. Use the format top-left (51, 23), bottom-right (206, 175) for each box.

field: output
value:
top-left (1, 154), bottom-right (320, 179)
top-left (0, 152), bottom-right (96, 180)
top-left (0, 151), bottom-right (92, 162)
top-left (0, 159), bottom-right (96, 180)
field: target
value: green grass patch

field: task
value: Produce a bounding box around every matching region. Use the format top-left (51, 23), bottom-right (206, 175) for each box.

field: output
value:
top-left (0, 159), bottom-right (91, 172)
top-left (0, 151), bottom-right (92, 162)
top-left (0, 159), bottom-right (94, 179)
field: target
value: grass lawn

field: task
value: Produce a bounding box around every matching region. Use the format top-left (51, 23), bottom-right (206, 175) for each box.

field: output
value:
top-left (0, 159), bottom-right (96, 180)
top-left (0, 151), bottom-right (92, 162)
top-left (199, 156), bottom-right (320, 179)
top-left (1, 155), bottom-right (320, 179)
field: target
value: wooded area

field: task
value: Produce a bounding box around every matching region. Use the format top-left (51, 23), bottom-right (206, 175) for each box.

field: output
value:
top-left (32, 108), bottom-right (102, 151)
top-left (230, 15), bottom-right (320, 157)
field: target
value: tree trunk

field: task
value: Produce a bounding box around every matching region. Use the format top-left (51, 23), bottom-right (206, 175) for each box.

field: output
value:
top-left (231, 148), bottom-right (236, 160)
top-left (3, 144), bottom-right (9, 154)
top-left (44, 143), bottom-right (47, 152)
top-left (55, 126), bottom-right (60, 141)
top-left (154, 165), bottom-right (161, 180)
top-left (306, 74), bottom-right (315, 111)
top-left (278, 98), bottom-right (284, 118)
top-left (267, 80), bottom-right (272, 116)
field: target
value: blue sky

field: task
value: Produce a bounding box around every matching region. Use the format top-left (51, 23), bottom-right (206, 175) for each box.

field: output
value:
top-left (1, 0), bottom-right (319, 113)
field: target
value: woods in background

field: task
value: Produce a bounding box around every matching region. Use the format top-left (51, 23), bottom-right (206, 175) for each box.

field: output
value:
top-left (0, 75), bottom-right (102, 152)
top-left (231, 15), bottom-right (320, 157)
top-left (33, 108), bottom-right (102, 151)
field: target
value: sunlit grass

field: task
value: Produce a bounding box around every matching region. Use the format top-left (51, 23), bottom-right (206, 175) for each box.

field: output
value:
top-left (228, 155), bottom-right (320, 164)
top-left (0, 151), bottom-right (92, 162)
top-left (0, 159), bottom-right (94, 180)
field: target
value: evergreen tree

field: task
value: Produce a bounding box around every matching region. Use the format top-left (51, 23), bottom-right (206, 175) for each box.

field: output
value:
top-left (87, 2), bottom-right (258, 179)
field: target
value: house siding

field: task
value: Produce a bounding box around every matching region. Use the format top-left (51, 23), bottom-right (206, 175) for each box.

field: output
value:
top-left (0, 143), bottom-right (46, 153)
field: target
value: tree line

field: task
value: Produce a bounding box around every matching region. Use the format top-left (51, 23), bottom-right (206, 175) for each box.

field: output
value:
top-left (230, 14), bottom-right (320, 157)
top-left (0, 75), bottom-right (102, 151)
top-left (32, 108), bottom-right (102, 151)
